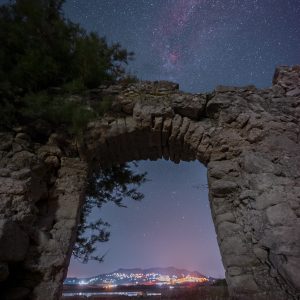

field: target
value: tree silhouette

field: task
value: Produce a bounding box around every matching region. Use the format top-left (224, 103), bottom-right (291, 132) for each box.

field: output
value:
top-left (73, 163), bottom-right (147, 263)
top-left (0, 0), bottom-right (133, 128)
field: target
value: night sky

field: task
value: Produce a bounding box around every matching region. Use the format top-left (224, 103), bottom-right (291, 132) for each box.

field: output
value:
top-left (69, 160), bottom-right (224, 278)
top-left (63, 0), bottom-right (300, 92)
top-left (63, 0), bottom-right (300, 279)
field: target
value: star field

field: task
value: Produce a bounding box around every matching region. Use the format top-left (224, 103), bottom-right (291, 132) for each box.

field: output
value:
top-left (64, 0), bottom-right (300, 92)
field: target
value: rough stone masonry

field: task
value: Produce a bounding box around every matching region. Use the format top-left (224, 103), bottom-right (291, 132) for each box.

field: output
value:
top-left (0, 66), bottom-right (299, 300)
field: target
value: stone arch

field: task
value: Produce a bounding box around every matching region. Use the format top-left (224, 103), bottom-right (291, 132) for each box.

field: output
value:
top-left (0, 66), bottom-right (299, 300)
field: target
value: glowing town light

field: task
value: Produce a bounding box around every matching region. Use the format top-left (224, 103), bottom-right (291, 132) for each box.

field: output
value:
top-left (104, 284), bottom-right (117, 289)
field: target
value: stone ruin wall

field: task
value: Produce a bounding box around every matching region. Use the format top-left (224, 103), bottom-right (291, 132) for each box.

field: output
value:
top-left (0, 66), bottom-right (299, 299)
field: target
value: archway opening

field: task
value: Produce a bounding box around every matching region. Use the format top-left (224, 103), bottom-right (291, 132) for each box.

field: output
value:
top-left (64, 159), bottom-right (227, 299)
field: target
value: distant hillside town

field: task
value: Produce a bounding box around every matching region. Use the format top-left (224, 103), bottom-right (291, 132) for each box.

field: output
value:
top-left (65, 267), bottom-right (214, 287)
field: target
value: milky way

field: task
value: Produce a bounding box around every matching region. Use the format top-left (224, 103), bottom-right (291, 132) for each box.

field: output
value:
top-left (63, 0), bottom-right (300, 92)
top-left (151, 0), bottom-right (300, 87)
top-left (152, 0), bottom-right (199, 75)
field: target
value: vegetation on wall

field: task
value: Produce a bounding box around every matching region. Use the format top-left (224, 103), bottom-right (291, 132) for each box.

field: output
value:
top-left (20, 92), bottom-right (114, 136)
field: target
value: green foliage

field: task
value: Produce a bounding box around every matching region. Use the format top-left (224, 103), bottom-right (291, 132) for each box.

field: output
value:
top-left (73, 163), bottom-right (147, 263)
top-left (93, 95), bottom-right (113, 117)
top-left (61, 79), bottom-right (86, 94)
top-left (20, 92), bottom-right (115, 136)
top-left (0, 0), bottom-right (133, 93)
top-left (0, 0), bottom-right (134, 130)
top-left (0, 99), bottom-right (17, 129)
top-left (0, 0), bottom-right (74, 93)
top-left (20, 92), bottom-right (96, 135)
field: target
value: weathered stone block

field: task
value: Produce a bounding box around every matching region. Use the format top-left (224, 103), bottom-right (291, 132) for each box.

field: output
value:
top-left (286, 87), bottom-right (300, 97)
top-left (210, 179), bottom-right (239, 197)
top-left (227, 266), bottom-right (242, 276)
top-left (223, 253), bottom-right (257, 268)
top-left (242, 152), bottom-right (275, 174)
top-left (266, 203), bottom-right (296, 226)
top-left (11, 168), bottom-right (31, 180)
top-left (221, 236), bottom-right (248, 255)
top-left (206, 95), bottom-right (232, 118)
top-left (253, 247), bottom-right (268, 262)
top-left (261, 224), bottom-right (300, 255)
top-left (171, 94), bottom-right (206, 120)
top-left (208, 160), bottom-right (239, 179)
top-left (215, 212), bottom-right (236, 225)
top-left (228, 274), bottom-right (258, 293)
top-left (218, 222), bottom-right (241, 241)
top-left (254, 188), bottom-right (285, 210)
